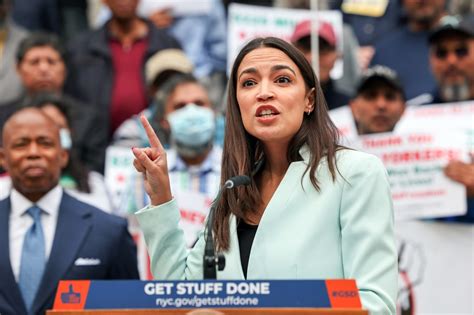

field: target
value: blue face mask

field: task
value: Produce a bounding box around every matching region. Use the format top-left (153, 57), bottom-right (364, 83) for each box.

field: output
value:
top-left (167, 103), bottom-right (215, 157)
top-left (59, 128), bottom-right (72, 150)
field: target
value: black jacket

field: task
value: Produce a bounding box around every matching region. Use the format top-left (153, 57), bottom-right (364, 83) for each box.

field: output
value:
top-left (322, 79), bottom-right (351, 111)
top-left (65, 19), bottom-right (180, 142)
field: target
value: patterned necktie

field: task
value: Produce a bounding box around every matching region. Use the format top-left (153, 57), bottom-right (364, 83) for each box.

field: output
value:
top-left (18, 205), bottom-right (46, 312)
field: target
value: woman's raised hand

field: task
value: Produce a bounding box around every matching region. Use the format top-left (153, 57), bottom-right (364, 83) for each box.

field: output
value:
top-left (132, 115), bottom-right (172, 206)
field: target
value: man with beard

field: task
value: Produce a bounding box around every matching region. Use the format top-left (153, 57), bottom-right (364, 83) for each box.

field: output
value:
top-left (427, 15), bottom-right (474, 222)
top-left (429, 15), bottom-right (474, 103)
top-left (370, 0), bottom-right (446, 100)
top-left (350, 65), bottom-right (406, 135)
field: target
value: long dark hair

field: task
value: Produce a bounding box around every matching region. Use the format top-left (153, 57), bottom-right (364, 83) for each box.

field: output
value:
top-left (214, 37), bottom-right (341, 251)
top-left (24, 93), bottom-right (91, 193)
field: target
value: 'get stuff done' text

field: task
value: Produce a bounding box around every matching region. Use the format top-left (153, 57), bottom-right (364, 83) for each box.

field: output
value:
top-left (144, 282), bottom-right (271, 296)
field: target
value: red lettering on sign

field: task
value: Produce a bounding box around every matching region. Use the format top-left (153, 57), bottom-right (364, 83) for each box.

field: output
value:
top-left (363, 136), bottom-right (402, 148)
top-left (382, 149), bottom-right (461, 164)
top-left (180, 209), bottom-right (206, 224)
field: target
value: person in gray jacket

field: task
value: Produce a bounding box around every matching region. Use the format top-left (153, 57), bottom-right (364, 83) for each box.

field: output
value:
top-left (0, 0), bottom-right (28, 107)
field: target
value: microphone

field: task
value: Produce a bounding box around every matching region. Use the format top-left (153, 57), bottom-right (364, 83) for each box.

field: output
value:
top-left (224, 175), bottom-right (251, 189)
top-left (203, 175), bottom-right (251, 279)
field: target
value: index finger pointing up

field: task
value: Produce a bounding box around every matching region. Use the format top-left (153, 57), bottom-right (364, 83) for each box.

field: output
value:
top-left (140, 115), bottom-right (164, 151)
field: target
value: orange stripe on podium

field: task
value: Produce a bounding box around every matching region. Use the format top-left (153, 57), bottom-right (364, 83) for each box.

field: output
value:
top-left (325, 279), bottom-right (362, 308)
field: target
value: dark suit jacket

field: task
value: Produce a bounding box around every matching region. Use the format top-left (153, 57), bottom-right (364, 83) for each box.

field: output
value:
top-left (0, 192), bottom-right (139, 315)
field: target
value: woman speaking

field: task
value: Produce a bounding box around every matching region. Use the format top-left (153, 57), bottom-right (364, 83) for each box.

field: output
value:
top-left (132, 37), bottom-right (397, 313)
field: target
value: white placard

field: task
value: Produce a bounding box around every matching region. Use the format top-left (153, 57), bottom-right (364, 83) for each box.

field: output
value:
top-left (228, 4), bottom-right (343, 78)
top-left (133, 190), bottom-right (210, 248)
top-left (351, 131), bottom-right (468, 220)
top-left (395, 221), bottom-right (474, 313)
top-left (328, 105), bottom-right (358, 145)
top-left (104, 146), bottom-right (136, 214)
top-left (395, 101), bottom-right (474, 154)
top-left (105, 146), bottom-right (211, 247)
top-left (137, 0), bottom-right (213, 17)
top-left (174, 190), bottom-right (212, 247)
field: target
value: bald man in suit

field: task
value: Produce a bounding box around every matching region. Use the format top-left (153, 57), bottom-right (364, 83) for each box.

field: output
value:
top-left (0, 108), bottom-right (139, 315)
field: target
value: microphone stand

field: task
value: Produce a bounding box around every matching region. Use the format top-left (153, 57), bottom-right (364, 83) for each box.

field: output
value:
top-left (203, 176), bottom-right (250, 279)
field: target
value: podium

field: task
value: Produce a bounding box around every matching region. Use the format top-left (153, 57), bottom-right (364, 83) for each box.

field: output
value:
top-left (47, 280), bottom-right (368, 315)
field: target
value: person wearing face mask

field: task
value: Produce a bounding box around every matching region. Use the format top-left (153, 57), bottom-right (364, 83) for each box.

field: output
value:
top-left (167, 103), bottom-right (217, 163)
top-left (0, 93), bottom-right (114, 213)
top-left (112, 74), bottom-right (222, 246)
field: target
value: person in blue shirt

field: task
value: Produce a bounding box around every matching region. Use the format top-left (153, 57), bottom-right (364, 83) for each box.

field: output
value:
top-left (370, 0), bottom-right (446, 101)
top-left (107, 0), bottom-right (228, 107)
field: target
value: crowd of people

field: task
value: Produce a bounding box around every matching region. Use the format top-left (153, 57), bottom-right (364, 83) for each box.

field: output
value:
top-left (0, 0), bottom-right (473, 314)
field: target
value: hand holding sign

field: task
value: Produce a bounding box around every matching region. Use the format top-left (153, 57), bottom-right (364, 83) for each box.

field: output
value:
top-left (132, 115), bottom-right (173, 206)
top-left (444, 161), bottom-right (474, 197)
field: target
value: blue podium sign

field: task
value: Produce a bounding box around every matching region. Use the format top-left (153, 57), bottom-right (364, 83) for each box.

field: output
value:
top-left (53, 280), bottom-right (362, 311)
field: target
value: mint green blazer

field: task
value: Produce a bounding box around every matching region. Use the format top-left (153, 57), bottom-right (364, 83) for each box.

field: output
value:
top-left (136, 148), bottom-right (398, 314)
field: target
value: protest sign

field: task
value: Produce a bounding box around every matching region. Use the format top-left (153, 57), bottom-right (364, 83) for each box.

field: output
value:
top-left (395, 101), bottom-right (474, 154)
top-left (396, 221), bottom-right (473, 313)
top-left (105, 146), bottom-right (212, 245)
top-left (104, 146), bottom-right (135, 214)
top-left (228, 4), bottom-right (343, 78)
top-left (328, 105), bottom-right (358, 144)
top-left (351, 132), bottom-right (468, 220)
top-left (137, 0), bottom-right (213, 17)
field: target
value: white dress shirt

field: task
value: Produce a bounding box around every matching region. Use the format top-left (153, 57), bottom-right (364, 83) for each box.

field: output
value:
top-left (9, 185), bottom-right (62, 281)
top-left (0, 173), bottom-right (113, 212)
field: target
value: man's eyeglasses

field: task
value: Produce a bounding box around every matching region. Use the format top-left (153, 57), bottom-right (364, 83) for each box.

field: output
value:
top-left (434, 46), bottom-right (469, 59)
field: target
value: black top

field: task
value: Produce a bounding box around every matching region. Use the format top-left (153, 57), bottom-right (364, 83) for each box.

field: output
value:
top-left (321, 79), bottom-right (351, 111)
top-left (237, 220), bottom-right (258, 279)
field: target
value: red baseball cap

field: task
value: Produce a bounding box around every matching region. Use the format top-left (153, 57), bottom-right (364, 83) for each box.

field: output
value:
top-left (290, 20), bottom-right (337, 47)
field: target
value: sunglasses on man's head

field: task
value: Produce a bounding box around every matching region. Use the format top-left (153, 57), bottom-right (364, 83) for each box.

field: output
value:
top-left (434, 46), bottom-right (469, 59)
